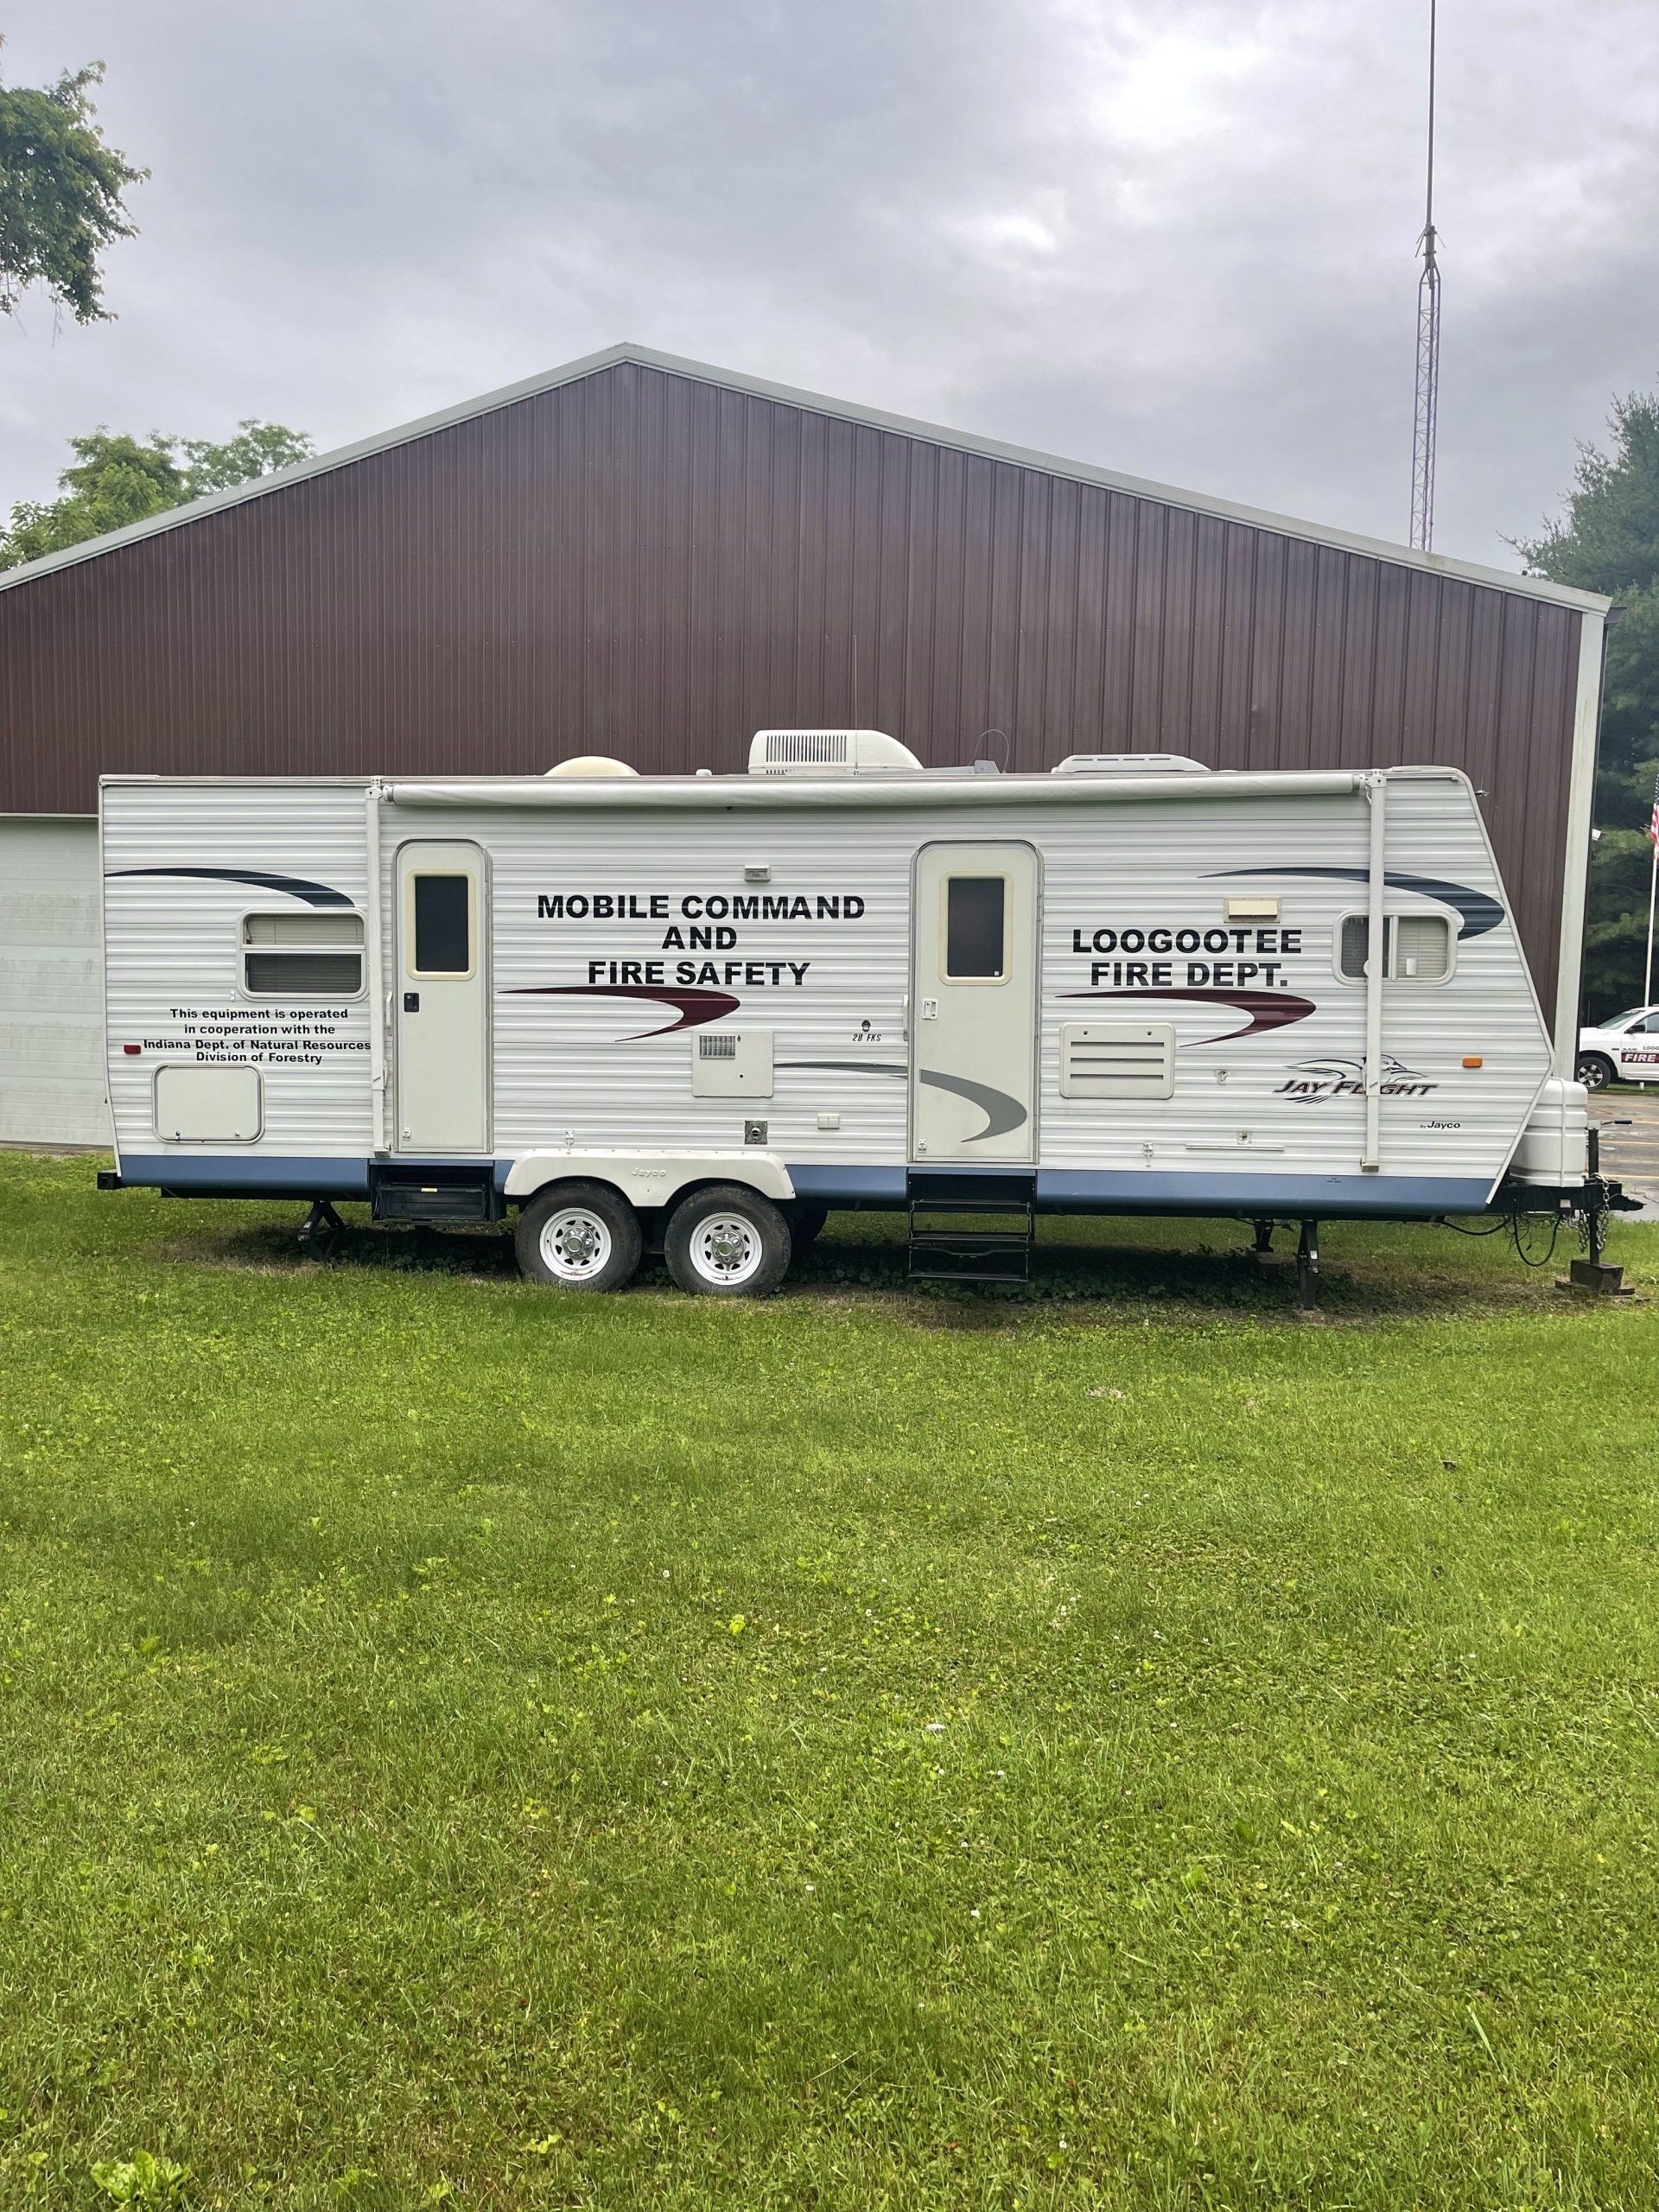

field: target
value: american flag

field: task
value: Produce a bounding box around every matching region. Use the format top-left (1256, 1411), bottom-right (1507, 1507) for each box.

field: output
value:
top-left (1651, 769), bottom-right (1659, 848)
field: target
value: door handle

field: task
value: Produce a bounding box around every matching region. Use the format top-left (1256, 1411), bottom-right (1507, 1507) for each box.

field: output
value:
top-left (403, 991), bottom-right (421, 1013)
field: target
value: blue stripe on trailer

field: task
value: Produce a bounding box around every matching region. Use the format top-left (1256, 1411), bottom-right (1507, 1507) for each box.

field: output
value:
top-left (117, 1154), bottom-right (484, 1199)
top-left (116, 1154), bottom-right (374, 1197)
top-left (786, 1164), bottom-right (910, 1204)
top-left (113, 1153), bottom-right (1497, 1221)
top-left (1031, 1168), bottom-right (1493, 1217)
top-left (787, 1161), bottom-right (1494, 1217)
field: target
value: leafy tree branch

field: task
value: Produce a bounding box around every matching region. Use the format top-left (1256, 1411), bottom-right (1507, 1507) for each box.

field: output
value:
top-left (0, 41), bottom-right (145, 322)
top-left (0, 423), bottom-right (315, 570)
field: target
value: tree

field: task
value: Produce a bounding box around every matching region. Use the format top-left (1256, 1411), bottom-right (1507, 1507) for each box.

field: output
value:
top-left (178, 421), bottom-right (315, 497)
top-left (0, 423), bottom-right (315, 570)
top-left (1520, 388), bottom-right (1659, 1016)
top-left (0, 43), bottom-right (145, 322)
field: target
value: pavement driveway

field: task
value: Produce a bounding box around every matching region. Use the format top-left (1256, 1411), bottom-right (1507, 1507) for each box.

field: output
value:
top-left (1596, 1087), bottom-right (1659, 1217)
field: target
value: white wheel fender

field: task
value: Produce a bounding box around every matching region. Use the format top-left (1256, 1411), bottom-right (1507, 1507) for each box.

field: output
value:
top-left (505, 1150), bottom-right (796, 1209)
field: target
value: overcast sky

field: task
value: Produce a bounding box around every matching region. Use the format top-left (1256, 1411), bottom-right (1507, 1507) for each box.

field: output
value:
top-left (3, 0), bottom-right (1656, 565)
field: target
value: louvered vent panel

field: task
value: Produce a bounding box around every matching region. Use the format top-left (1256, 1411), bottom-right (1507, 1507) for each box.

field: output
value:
top-left (764, 731), bottom-right (852, 766)
top-left (690, 1029), bottom-right (772, 1096)
top-left (1058, 1023), bottom-right (1175, 1099)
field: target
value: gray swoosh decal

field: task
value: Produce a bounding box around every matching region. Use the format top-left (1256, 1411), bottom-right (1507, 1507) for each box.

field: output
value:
top-left (775, 1060), bottom-right (906, 1077)
top-left (918, 1069), bottom-right (1028, 1141)
top-left (1205, 866), bottom-right (1503, 938)
top-left (779, 1059), bottom-right (1027, 1141)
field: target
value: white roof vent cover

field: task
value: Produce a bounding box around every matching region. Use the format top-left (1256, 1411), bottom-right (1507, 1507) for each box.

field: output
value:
top-left (749, 729), bottom-right (925, 776)
top-left (1052, 753), bottom-right (1210, 775)
top-left (543, 754), bottom-right (639, 778)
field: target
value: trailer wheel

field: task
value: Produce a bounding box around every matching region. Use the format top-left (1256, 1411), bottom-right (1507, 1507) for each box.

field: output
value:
top-left (1577, 1052), bottom-right (1615, 1091)
top-left (516, 1181), bottom-right (642, 1292)
top-left (664, 1184), bottom-right (791, 1296)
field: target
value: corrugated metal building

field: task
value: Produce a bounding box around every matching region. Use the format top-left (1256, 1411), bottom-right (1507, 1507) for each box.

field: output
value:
top-left (0, 341), bottom-right (1610, 1147)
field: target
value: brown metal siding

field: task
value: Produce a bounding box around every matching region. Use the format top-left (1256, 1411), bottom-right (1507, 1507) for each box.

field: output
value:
top-left (0, 356), bottom-right (1582, 1014)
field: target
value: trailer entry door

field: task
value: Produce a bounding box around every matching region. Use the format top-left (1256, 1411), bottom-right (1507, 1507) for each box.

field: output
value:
top-left (394, 840), bottom-right (488, 1153)
top-left (911, 842), bottom-right (1039, 1164)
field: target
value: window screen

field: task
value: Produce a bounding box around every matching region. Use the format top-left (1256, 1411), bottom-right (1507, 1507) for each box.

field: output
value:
top-left (241, 912), bottom-right (363, 997)
top-left (944, 875), bottom-right (1007, 979)
top-left (413, 874), bottom-right (471, 975)
top-left (1338, 914), bottom-right (1384, 980)
top-left (1338, 913), bottom-right (1452, 982)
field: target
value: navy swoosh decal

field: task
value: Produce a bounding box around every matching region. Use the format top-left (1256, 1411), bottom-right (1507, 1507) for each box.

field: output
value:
top-left (917, 1069), bottom-right (1028, 1141)
top-left (506, 983), bottom-right (739, 1038)
top-left (1205, 867), bottom-right (1503, 938)
top-left (1060, 988), bottom-right (1317, 1041)
top-left (107, 866), bottom-right (352, 907)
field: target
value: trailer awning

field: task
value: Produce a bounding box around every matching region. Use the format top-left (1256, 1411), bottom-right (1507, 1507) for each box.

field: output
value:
top-left (381, 770), bottom-right (1381, 811)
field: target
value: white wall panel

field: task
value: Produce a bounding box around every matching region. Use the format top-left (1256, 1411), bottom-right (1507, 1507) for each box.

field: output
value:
top-left (0, 815), bottom-right (110, 1147)
top-left (102, 782), bottom-right (373, 1163)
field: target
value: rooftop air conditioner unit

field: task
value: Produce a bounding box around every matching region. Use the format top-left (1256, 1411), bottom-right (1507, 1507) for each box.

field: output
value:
top-left (749, 729), bottom-right (925, 777)
top-left (1052, 753), bottom-right (1211, 775)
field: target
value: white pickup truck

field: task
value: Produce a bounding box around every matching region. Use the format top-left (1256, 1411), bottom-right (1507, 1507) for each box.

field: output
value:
top-left (1578, 1005), bottom-right (1659, 1089)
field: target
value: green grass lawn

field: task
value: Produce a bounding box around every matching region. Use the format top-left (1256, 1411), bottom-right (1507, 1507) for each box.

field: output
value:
top-left (3, 1152), bottom-right (1658, 2211)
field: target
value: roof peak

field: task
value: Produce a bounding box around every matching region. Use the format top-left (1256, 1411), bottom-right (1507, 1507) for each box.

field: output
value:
top-left (0, 339), bottom-right (1610, 613)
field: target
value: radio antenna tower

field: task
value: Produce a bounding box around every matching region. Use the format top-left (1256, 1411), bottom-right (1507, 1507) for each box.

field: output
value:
top-left (1409, 0), bottom-right (1440, 550)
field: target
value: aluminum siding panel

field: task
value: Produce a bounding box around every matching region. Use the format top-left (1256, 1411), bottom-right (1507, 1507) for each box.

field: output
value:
top-left (101, 783), bottom-right (373, 1166)
top-left (386, 774), bottom-right (1547, 1192)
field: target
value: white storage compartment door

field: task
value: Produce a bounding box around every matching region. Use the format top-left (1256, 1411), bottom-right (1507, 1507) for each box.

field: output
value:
top-left (155, 1065), bottom-right (263, 1142)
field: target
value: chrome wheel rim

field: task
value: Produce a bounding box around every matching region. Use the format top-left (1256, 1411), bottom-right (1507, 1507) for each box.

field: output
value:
top-left (690, 1211), bottom-right (763, 1287)
top-left (539, 1206), bottom-right (613, 1282)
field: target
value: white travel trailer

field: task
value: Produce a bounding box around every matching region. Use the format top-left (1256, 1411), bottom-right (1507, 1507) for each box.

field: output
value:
top-left (97, 736), bottom-right (1619, 1303)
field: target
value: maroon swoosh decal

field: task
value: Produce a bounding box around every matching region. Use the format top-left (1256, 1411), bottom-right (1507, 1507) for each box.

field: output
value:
top-left (1061, 988), bottom-right (1316, 1041)
top-left (506, 984), bottom-right (740, 1039)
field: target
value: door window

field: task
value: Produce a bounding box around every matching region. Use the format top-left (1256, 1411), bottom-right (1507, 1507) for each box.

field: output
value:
top-left (411, 874), bottom-right (472, 976)
top-left (943, 875), bottom-right (1007, 981)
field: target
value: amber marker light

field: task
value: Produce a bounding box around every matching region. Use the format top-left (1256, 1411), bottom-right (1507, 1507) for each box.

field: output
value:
top-left (1462, 1056), bottom-right (1483, 1068)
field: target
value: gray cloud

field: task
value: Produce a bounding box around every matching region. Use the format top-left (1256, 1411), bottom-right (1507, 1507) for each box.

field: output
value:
top-left (3, 0), bottom-right (1656, 565)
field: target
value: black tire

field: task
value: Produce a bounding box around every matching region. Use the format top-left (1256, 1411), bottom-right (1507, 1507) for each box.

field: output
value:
top-left (664, 1184), bottom-right (792, 1297)
top-left (1577, 1052), bottom-right (1615, 1092)
top-left (790, 1202), bottom-right (830, 1249)
top-left (515, 1181), bottom-right (642, 1292)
